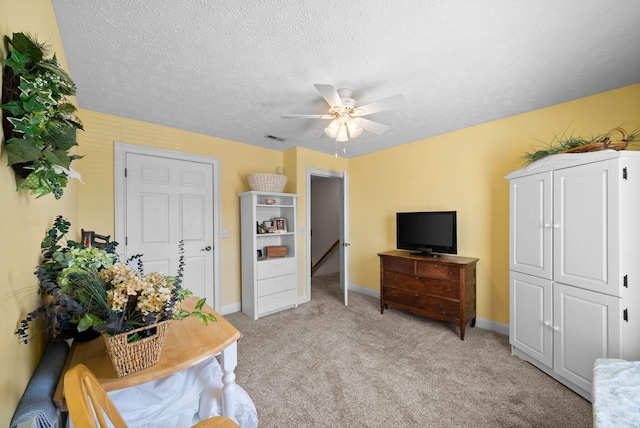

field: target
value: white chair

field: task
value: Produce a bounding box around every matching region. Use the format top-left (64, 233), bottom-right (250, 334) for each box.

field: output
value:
top-left (64, 363), bottom-right (240, 428)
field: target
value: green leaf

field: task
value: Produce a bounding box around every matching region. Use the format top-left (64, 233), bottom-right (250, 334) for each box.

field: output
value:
top-left (37, 61), bottom-right (75, 91)
top-left (57, 102), bottom-right (78, 115)
top-left (6, 116), bottom-right (31, 134)
top-left (4, 49), bottom-right (30, 70)
top-left (9, 32), bottom-right (44, 62)
top-left (1, 100), bottom-right (25, 116)
top-left (22, 93), bottom-right (48, 113)
top-left (49, 125), bottom-right (78, 151)
top-left (5, 138), bottom-right (42, 164)
top-left (18, 171), bottom-right (52, 198)
top-left (42, 149), bottom-right (65, 167)
top-left (195, 298), bottom-right (206, 311)
top-left (127, 332), bottom-right (141, 343)
top-left (174, 309), bottom-right (191, 320)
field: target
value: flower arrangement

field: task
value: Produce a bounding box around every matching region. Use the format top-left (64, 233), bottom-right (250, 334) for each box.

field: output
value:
top-left (16, 216), bottom-right (215, 344)
top-left (1, 32), bottom-right (84, 199)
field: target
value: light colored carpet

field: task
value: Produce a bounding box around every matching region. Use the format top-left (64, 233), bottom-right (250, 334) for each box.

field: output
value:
top-left (225, 273), bottom-right (592, 427)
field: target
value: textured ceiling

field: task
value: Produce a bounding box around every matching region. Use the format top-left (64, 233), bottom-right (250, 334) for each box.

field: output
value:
top-left (51, 0), bottom-right (640, 158)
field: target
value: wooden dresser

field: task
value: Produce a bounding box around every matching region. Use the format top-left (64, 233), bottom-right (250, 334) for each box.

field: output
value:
top-left (378, 250), bottom-right (479, 340)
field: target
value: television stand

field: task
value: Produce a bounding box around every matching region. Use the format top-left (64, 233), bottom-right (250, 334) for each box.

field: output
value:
top-left (378, 250), bottom-right (478, 340)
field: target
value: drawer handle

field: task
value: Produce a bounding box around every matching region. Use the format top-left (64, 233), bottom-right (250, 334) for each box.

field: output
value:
top-left (448, 271), bottom-right (453, 275)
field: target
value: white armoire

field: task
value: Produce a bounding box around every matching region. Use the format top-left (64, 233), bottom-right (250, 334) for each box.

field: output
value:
top-left (506, 150), bottom-right (640, 401)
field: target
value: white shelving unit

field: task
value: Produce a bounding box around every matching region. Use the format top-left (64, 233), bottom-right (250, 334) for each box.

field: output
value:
top-left (238, 191), bottom-right (298, 319)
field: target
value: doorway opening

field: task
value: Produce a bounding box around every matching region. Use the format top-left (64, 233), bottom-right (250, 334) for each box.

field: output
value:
top-left (305, 168), bottom-right (349, 305)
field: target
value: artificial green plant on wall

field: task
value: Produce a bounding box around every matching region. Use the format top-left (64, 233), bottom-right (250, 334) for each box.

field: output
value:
top-left (1, 32), bottom-right (83, 199)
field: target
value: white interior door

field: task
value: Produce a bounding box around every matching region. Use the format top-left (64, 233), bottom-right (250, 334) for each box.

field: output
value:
top-left (340, 169), bottom-right (350, 306)
top-left (115, 143), bottom-right (221, 312)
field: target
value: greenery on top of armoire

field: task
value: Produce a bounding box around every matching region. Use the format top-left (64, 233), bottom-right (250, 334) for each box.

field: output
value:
top-left (523, 126), bottom-right (640, 164)
top-left (1, 32), bottom-right (83, 199)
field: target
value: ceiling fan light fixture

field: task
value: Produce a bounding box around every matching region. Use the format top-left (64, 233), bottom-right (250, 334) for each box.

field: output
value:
top-left (336, 124), bottom-right (349, 142)
top-left (282, 84), bottom-right (408, 154)
top-left (324, 119), bottom-right (340, 138)
top-left (346, 119), bottom-right (362, 138)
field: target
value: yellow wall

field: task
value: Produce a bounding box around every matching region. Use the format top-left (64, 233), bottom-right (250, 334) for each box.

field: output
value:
top-left (0, 1), bottom-right (79, 424)
top-left (349, 83), bottom-right (640, 324)
top-left (75, 110), bottom-right (285, 306)
top-left (284, 147), bottom-right (348, 294)
top-left (2, 1), bottom-right (639, 424)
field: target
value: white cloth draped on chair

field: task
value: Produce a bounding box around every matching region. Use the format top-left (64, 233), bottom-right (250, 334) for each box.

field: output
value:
top-left (68, 356), bottom-right (257, 428)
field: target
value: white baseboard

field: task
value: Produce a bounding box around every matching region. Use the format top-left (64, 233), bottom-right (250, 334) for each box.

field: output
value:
top-left (225, 283), bottom-right (509, 337)
top-left (474, 318), bottom-right (509, 336)
top-left (348, 282), bottom-right (509, 336)
top-left (221, 302), bottom-right (241, 315)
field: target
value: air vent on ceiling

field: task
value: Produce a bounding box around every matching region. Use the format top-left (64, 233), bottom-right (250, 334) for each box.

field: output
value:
top-left (265, 135), bottom-right (286, 142)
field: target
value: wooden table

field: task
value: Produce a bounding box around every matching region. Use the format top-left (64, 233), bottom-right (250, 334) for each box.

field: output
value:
top-left (54, 298), bottom-right (242, 421)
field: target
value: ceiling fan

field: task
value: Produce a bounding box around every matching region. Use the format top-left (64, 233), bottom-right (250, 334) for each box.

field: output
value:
top-left (281, 84), bottom-right (408, 144)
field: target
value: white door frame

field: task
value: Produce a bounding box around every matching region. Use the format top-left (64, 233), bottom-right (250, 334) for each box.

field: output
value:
top-left (114, 142), bottom-right (223, 312)
top-left (305, 167), bottom-right (349, 304)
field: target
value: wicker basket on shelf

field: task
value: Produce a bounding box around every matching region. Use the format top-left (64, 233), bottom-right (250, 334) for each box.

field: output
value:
top-left (246, 173), bottom-right (288, 192)
top-left (103, 320), bottom-right (170, 377)
top-left (562, 127), bottom-right (629, 153)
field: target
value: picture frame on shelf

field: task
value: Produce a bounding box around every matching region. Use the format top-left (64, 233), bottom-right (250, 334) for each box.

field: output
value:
top-left (274, 217), bottom-right (287, 233)
top-left (257, 249), bottom-right (263, 260)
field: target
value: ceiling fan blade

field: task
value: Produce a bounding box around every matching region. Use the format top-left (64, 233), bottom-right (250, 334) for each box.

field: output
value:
top-left (280, 114), bottom-right (335, 119)
top-left (355, 93), bottom-right (408, 116)
top-left (353, 117), bottom-right (390, 135)
top-left (314, 84), bottom-right (344, 109)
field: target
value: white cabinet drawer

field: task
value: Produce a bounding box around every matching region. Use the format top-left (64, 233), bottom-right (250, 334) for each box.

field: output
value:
top-left (258, 288), bottom-right (297, 315)
top-left (257, 257), bottom-right (296, 279)
top-left (258, 273), bottom-right (296, 297)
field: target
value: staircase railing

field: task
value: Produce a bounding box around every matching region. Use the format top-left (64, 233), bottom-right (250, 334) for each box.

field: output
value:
top-left (311, 239), bottom-right (340, 276)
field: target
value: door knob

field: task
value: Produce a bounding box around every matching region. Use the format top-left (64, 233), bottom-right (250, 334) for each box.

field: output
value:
top-left (201, 245), bottom-right (212, 251)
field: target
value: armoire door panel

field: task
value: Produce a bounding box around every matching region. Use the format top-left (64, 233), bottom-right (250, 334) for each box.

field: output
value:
top-left (510, 272), bottom-right (553, 367)
top-left (553, 162), bottom-right (615, 294)
top-left (509, 172), bottom-right (553, 279)
top-left (553, 283), bottom-right (621, 393)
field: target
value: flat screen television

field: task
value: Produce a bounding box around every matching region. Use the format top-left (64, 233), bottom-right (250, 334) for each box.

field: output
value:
top-left (396, 211), bottom-right (457, 256)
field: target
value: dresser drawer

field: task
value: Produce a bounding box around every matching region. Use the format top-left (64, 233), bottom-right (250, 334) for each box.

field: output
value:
top-left (383, 271), bottom-right (459, 299)
top-left (258, 288), bottom-right (297, 315)
top-left (257, 273), bottom-right (296, 297)
top-left (384, 288), bottom-right (459, 320)
top-left (382, 257), bottom-right (414, 275)
top-left (416, 261), bottom-right (460, 281)
top-left (257, 257), bottom-right (296, 280)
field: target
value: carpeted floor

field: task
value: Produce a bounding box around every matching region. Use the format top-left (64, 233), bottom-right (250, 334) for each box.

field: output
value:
top-left (224, 273), bottom-right (592, 428)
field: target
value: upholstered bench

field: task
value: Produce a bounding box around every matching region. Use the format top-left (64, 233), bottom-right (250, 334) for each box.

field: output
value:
top-left (11, 341), bottom-right (70, 428)
top-left (592, 358), bottom-right (640, 427)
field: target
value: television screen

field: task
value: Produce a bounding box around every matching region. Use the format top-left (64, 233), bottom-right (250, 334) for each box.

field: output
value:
top-left (396, 211), bottom-right (457, 255)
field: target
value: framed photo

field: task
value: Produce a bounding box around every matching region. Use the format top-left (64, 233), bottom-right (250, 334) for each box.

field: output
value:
top-left (257, 249), bottom-right (263, 259)
top-left (274, 217), bottom-right (287, 233)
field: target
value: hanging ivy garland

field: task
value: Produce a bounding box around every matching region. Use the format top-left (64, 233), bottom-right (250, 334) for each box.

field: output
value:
top-left (1, 32), bottom-right (83, 199)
